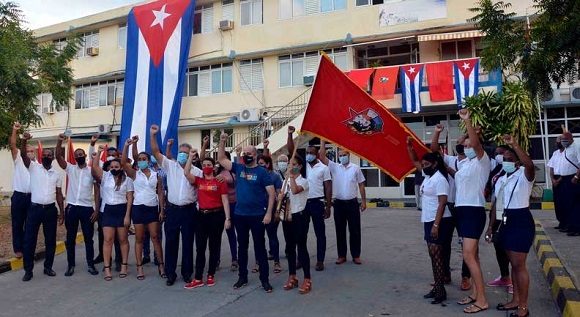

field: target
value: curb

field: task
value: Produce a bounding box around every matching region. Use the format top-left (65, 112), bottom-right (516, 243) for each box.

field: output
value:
top-left (0, 232), bottom-right (84, 274)
top-left (533, 221), bottom-right (580, 317)
top-left (367, 200), bottom-right (554, 210)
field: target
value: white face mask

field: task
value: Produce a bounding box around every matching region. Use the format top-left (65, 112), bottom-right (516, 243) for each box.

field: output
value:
top-left (495, 154), bottom-right (504, 164)
top-left (277, 161), bottom-right (288, 172)
top-left (106, 156), bottom-right (115, 162)
top-left (464, 147), bottom-right (477, 159)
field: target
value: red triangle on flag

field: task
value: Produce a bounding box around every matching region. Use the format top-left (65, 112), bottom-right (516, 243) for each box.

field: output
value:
top-left (36, 140), bottom-right (43, 162)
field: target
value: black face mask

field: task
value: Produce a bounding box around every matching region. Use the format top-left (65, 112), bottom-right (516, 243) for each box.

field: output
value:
top-left (75, 156), bottom-right (86, 166)
top-left (455, 144), bottom-right (465, 155)
top-left (556, 142), bottom-right (563, 149)
top-left (423, 166), bottom-right (436, 176)
top-left (243, 155), bottom-right (254, 165)
top-left (110, 169), bottom-right (122, 176)
top-left (42, 157), bottom-right (52, 168)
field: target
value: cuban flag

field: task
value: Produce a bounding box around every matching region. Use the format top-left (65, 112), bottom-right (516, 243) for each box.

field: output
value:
top-left (399, 64), bottom-right (424, 113)
top-left (120, 0), bottom-right (195, 157)
top-left (454, 58), bottom-right (480, 107)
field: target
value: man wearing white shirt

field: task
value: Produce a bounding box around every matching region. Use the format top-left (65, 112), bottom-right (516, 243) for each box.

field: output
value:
top-left (9, 122), bottom-right (33, 259)
top-left (150, 124), bottom-right (202, 286)
top-left (548, 137), bottom-right (565, 230)
top-left (56, 134), bottom-right (99, 277)
top-left (319, 140), bottom-right (366, 265)
top-left (560, 132), bottom-right (580, 235)
top-left (20, 132), bottom-right (65, 282)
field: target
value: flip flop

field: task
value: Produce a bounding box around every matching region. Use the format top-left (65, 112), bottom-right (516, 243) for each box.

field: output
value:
top-left (457, 296), bottom-right (476, 305)
top-left (464, 304), bottom-right (488, 314)
top-left (497, 303), bottom-right (518, 311)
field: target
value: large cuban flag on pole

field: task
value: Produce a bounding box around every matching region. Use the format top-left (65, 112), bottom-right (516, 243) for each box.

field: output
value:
top-left (399, 64), bottom-right (424, 113)
top-left (453, 58), bottom-right (480, 108)
top-left (120, 0), bottom-right (195, 157)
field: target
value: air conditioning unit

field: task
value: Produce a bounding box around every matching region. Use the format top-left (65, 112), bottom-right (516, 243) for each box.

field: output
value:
top-left (571, 87), bottom-right (580, 103)
top-left (219, 20), bottom-right (234, 31)
top-left (541, 88), bottom-right (566, 105)
top-left (303, 75), bottom-right (315, 86)
top-left (86, 47), bottom-right (99, 56)
top-left (97, 124), bottom-right (112, 134)
top-left (239, 108), bottom-right (260, 122)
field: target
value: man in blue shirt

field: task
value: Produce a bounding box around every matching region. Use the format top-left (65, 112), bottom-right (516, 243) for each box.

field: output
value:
top-left (218, 132), bottom-right (276, 292)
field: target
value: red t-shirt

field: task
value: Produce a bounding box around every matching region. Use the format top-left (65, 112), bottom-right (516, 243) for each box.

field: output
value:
top-left (195, 177), bottom-right (228, 210)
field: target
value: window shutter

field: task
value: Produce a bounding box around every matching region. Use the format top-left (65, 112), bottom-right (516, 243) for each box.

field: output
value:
top-left (89, 86), bottom-right (99, 108)
top-left (240, 1), bottom-right (251, 25)
top-left (202, 6), bottom-right (214, 33)
top-left (222, 3), bottom-right (234, 21)
top-left (240, 64), bottom-right (252, 91)
top-left (305, 0), bottom-right (319, 15)
top-left (252, 0), bottom-right (263, 24)
top-left (304, 55), bottom-right (319, 75)
top-left (251, 63), bottom-right (264, 90)
top-left (198, 72), bottom-right (211, 96)
top-left (116, 82), bottom-right (124, 104)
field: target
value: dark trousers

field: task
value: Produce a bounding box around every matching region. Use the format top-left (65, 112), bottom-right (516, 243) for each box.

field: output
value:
top-left (11, 191), bottom-right (31, 254)
top-left (559, 175), bottom-right (575, 230)
top-left (491, 219), bottom-right (510, 277)
top-left (235, 214), bottom-right (269, 282)
top-left (225, 203), bottom-right (238, 262)
top-left (283, 212), bottom-right (311, 279)
top-left (265, 220), bottom-right (280, 262)
top-left (305, 199), bottom-right (326, 262)
top-left (334, 199), bottom-right (361, 259)
top-left (164, 204), bottom-right (196, 281)
top-left (566, 178), bottom-right (580, 232)
top-left (553, 176), bottom-right (565, 227)
top-left (65, 205), bottom-right (95, 268)
top-left (23, 203), bottom-right (57, 273)
top-left (195, 211), bottom-right (225, 280)
top-left (446, 202), bottom-right (470, 279)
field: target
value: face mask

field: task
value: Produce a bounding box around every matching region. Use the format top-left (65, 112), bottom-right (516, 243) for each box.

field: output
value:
top-left (110, 169), bottom-right (121, 176)
top-left (561, 140), bottom-right (570, 148)
top-left (26, 152), bottom-right (35, 161)
top-left (502, 161), bottom-right (517, 174)
top-left (455, 144), bottom-right (465, 155)
top-left (306, 154), bottom-right (316, 163)
top-left (495, 154), bottom-right (504, 164)
top-left (150, 157), bottom-right (157, 165)
top-left (42, 157), bottom-right (52, 168)
top-left (137, 161), bottom-right (149, 170)
top-left (176, 152), bottom-right (188, 165)
top-left (277, 162), bottom-right (288, 172)
top-left (339, 155), bottom-right (349, 165)
top-left (291, 167), bottom-right (301, 175)
top-left (202, 166), bottom-right (214, 175)
top-left (423, 166), bottom-right (435, 176)
top-left (75, 156), bottom-right (86, 166)
top-left (243, 155), bottom-right (254, 165)
top-left (106, 156), bottom-right (115, 162)
top-left (464, 147), bottom-right (477, 159)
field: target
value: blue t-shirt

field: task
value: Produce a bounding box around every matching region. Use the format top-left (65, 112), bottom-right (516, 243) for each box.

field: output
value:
top-left (232, 163), bottom-right (273, 216)
top-left (269, 171), bottom-right (283, 191)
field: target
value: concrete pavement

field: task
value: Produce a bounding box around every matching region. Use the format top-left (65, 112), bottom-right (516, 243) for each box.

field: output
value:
top-left (0, 208), bottom-right (560, 317)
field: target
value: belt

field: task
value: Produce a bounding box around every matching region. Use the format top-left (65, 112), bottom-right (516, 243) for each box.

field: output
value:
top-left (307, 197), bottom-right (325, 202)
top-left (14, 191), bottom-right (31, 196)
top-left (167, 203), bottom-right (193, 209)
top-left (31, 203), bottom-right (55, 209)
top-left (334, 198), bottom-right (357, 203)
top-left (199, 207), bottom-right (223, 214)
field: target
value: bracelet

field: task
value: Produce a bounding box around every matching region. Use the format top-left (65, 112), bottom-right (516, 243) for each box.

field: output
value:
top-left (574, 175), bottom-right (579, 180)
top-left (433, 223), bottom-right (439, 228)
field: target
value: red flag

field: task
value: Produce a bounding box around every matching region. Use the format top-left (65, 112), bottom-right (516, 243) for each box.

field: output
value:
top-left (346, 68), bottom-right (374, 90)
top-left (36, 140), bottom-right (43, 161)
top-left (100, 144), bottom-right (109, 163)
top-left (426, 61), bottom-right (454, 102)
top-left (371, 66), bottom-right (399, 100)
top-left (66, 139), bottom-right (76, 165)
top-left (302, 55), bottom-right (430, 182)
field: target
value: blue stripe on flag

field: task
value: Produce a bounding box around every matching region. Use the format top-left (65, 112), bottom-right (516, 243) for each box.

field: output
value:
top-left (145, 60), bottom-right (164, 154)
top-left (120, 10), bottom-right (139, 147)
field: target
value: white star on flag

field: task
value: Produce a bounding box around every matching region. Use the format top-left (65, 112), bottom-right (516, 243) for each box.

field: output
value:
top-left (151, 4), bottom-right (171, 29)
top-left (461, 62), bottom-right (471, 70)
top-left (379, 77), bottom-right (388, 83)
top-left (408, 67), bottom-right (416, 74)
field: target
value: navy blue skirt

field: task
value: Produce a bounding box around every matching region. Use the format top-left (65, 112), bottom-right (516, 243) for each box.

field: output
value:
top-left (500, 208), bottom-right (535, 253)
top-left (456, 206), bottom-right (486, 239)
top-left (132, 204), bottom-right (159, 225)
top-left (424, 217), bottom-right (454, 245)
top-left (102, 204), bottom-right (127, 228)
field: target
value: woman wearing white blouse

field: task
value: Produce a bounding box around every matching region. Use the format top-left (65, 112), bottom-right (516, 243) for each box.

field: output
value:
top-left (91, 148), bottom-right (134, 281)
top-left (490, 135), bottom-right (535, 317)
top-left (121, 137), bottom-right (166, 281)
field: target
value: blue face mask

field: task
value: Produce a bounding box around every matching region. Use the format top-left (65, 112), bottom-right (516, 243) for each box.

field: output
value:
top-left (339, 155), bottom-right (349, 165)
top-left (502, 161), bottom-right (517, 174)
top-left (306, 154), bottom-right (316, 163)
top-left (137, 161), bottom-right (149, 170)
top-left (464, 147), bottom-right (477, 159)
top-left (177, 152), bottom-right (188, 165)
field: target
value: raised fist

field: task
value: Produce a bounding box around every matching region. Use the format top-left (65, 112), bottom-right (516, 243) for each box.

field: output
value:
top-left (58, 133), bottom-right (66, 141)
top-left (458, 109), bottom-right (470, 120)
top-left (263, 139), bottom-right (270, 148)
top-left (150, 125), bottom-right (159, 135)
top-left (202, 136), bottom-right (209, 146)
top-left (503, 134), bottom-right (515, 145)
top-left (131, 135), bottom-right (139, 143)
top-left (288, 126), bottom-right (296, 134)
top-left (167, 139), bottom-right (174, 146)
top-left (220, 132), bottom-right (228, 142)
top-left (13, 122), bottom-right (21, 131)
top-left (435, 124), bottom-right (444, 133)
top-left (22, 132), bottom-right (32, 140)
top-left (125, 138), bottom-right (133, 146)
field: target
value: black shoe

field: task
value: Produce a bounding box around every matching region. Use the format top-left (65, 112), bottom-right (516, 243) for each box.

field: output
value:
top-left (183, 277), bottom-right (192, 284)
top-left (261, 280), bottom-right (273, 293)
top-left (88, 266), bottom-right (99, 276)
top-left (431, 292), bottom-right (447, 304)
top-left (554, 225), bottom-right (561, 230)
top-left (43, 268), bottom-right (56, 277)
top-left (64, 266), bottom-right (75, 277)
top-left (559, 228), bottom-right (569, 233)
top-left (233, 278), bottom-right (248, 289)
top-left (268, 254), bottom-right (274, 261)
top-left (115, 262), bottom-right (122, 272)
top-left (315, 262), bottom-right (325, 271)
top-left (142, 256), bottom-right (151, 265)
top-left (93, 255), bottom-right (104, 264)
top-left (567, 231), bottom-right (580, 236)
top-left (22, 272), bottom-right (33, 282)
top-left (166, 278), bottom-right (176, 286)
top-left (423, 289), bottom-right (436, 299)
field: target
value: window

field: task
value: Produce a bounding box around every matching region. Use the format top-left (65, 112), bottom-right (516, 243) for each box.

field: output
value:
top-left (222, 0), bottom-right (234, 20)
top-left (118, 25), bottom-right (127, 49)
top-left (356, 0), bottom-right (383, 5)
top-left (183, 63), bottom-right (233, 97)
top-left (279, 48), bottom-right (347, 87)
top-left (76, 31), bottom-right (99, 58)
top-left (240, 58), bottom-right (264, 91)
top-left (75, 79), bottom-right (124, 109)
top-left (441, 40), bottom-right (474, 60)
top-left (53, 38), bottom-right (67, 52)
top-left (241, 0), bottom-right (262, 25)
top-left (36, 93), bottom-right (59, 114)
top-left (194, 4), bottom-right (214, 34)
top-left (320, 0), bottom-right (346, 12)
top-left (279, 0), bottom-right (305, 19)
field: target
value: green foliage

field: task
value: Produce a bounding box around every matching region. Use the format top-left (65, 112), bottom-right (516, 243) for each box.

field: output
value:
top-left (0, 1), bottom-right (79, 148)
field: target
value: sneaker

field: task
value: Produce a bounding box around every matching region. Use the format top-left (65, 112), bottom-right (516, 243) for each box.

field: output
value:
top-left (487, 276), bottom-right (512, 287)
top-left (233, 278), bottom-right (248, 289)
top-left (460, 277), bottom-right (472, 291)
top-left (508, 285), bottom-right (514, 294)
top-left (184, 279), bottom-right (204, 289)
top-left (206, 275), bottom-right (215, 287)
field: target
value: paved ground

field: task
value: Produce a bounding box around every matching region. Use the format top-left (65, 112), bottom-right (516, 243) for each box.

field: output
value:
top-left (0, 208), bottom-right (560, 317)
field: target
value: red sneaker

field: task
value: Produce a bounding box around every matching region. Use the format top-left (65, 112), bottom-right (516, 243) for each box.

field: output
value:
top-left (206, 275), bottom-right (215, 287)
top-left (184, 279), bottom-right (204, 289)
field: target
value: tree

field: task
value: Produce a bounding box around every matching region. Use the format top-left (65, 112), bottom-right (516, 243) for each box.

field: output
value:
top-left (0, 1), bottom-right (79, 148)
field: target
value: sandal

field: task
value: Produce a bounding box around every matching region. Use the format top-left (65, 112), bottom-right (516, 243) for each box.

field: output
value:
top-left (158, 262), bottom-right (167, 279)
top-left (273, 262), bottom-right (282, 274)
top-left (497, 303), bottom-right (518, 311)
top-left (464, 304), bottom-right (488, 314)
top-left (457, 296), bottom-right (476, 305)
top-left (103, 266), bottom-right (112, 281)
top-left (283, 276), bottom-right (299, 290)
top-left (136, 264), bottom-right (145, 280)
top-left (298, 278), bottom-right (312, 294)
top-left (119, 263), bottom-right (128, 278)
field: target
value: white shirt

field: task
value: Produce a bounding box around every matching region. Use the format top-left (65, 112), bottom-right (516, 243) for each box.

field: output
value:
top-left (454, 152), bottom-right (491, 207)
top-left (28, 162), bottom-right (63, 205)
top-left (547, 149), bottom-right (564, 175)
top-left (494, 167), bottom-right (534, 210)
top-left (65, 163), bottom-right (94, 207)
top-left (101, 171), bottom-right (134, 208)
top-left (13, 152), bottom-right (31, 193)
top-left (443, 155), bottom-right (467, 204)
top-left (557, 143), bottom-right (580, 176)
top-left (420, 171), bottom-right (452, 223)
top-left (306, 161), bottom-right (332, 199)
top-left (161, 155), bottom-right (202, 206)
top-left (133, 170), bottom-right (159, 207)
top-left (287, 176), bottom-right (309, 213)
top-left (328, 161), bottom-right (365, 200)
